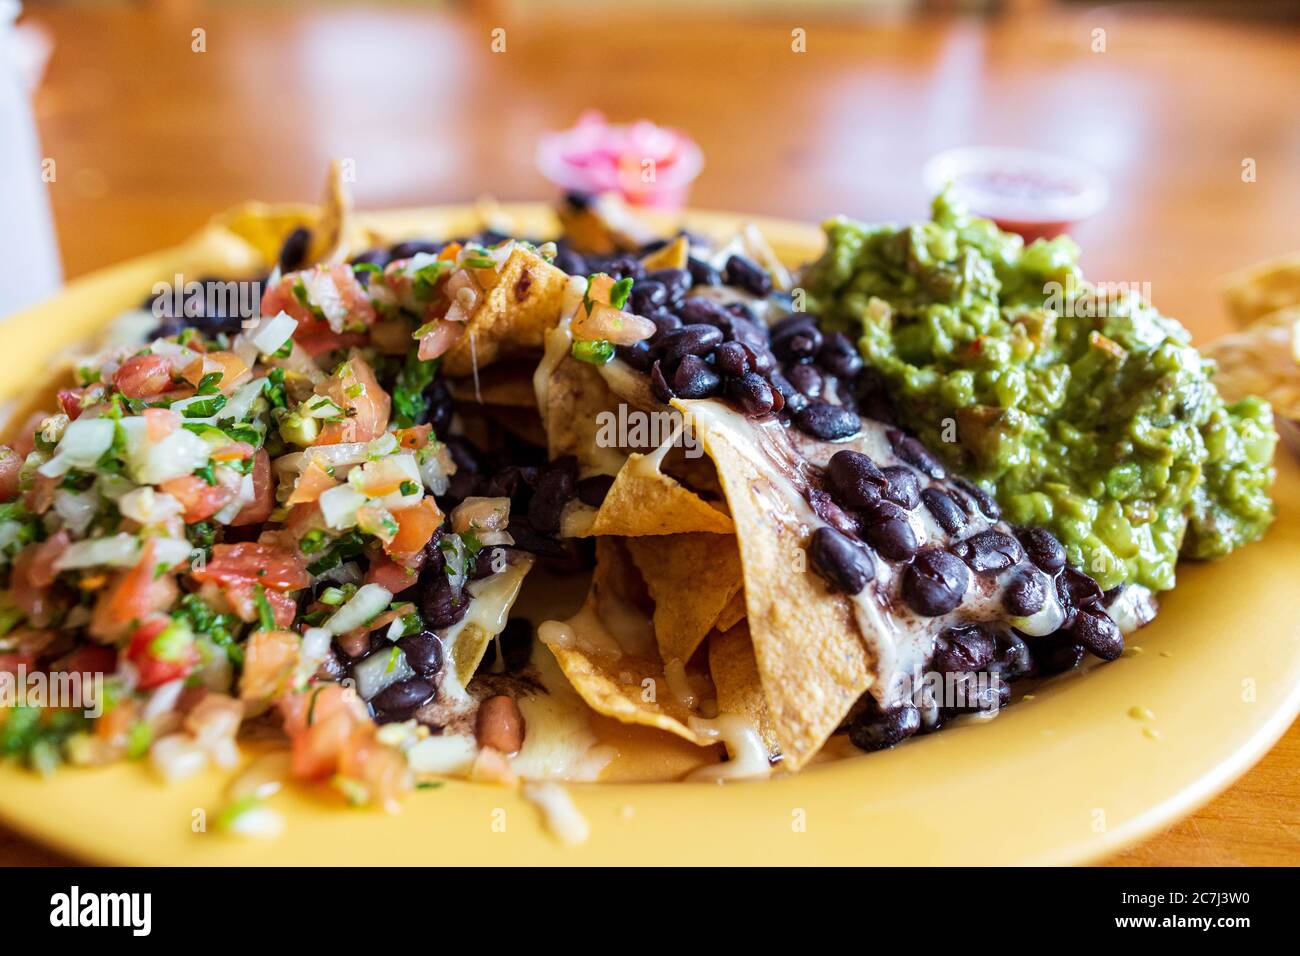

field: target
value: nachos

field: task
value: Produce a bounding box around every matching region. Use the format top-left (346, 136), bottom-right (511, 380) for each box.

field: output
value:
top-left (0, 175), bottom-right (1275, 828)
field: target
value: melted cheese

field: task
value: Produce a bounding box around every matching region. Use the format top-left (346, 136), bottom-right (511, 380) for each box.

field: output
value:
top-left (686, 715), bottom-right (772, 781)
top-left (521, 782), bottom-right (590, 846)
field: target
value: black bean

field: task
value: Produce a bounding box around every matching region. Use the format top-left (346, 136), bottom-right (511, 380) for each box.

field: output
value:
top-left (772, 323), bottom-right (823, 363)
top-left (945, 674), bottom-right (1010, 715)
top-left (730, 372), bottom-right (776, 415)
top-left (808, 526), bottom-right (875, 595)
top-left (1055, 566), bottom-right (1103, 611)
top-left (880, 466), bottom-right (920, 510)
top-left (770, 313), bottom-right (815, 338)
top-left (1071, 607), bottom-right (1124, 661)
top-left (678, 297), bottom-right (733, 329)
top-left (484, 465), bottom-right (539, 507)
top-left (552, 246), bottom-right (587, 277)
top-left (588, 254), bottom-right (644, 281)
top-left (647, 310), bottom-right (683, 338)
top-left (629, 279), bottom-right (668, 316)
top-left (472, 546), bottom-right (510, 579)
top-left (1018, 527), bottom-right (1067, 574)
top-left (903, 549), bottom-right (970, 616)
top-left (425, 379), bottom-right (454, 437)
top-left (389, 239), bottom-right (443, 260)
top-left (1003, 565), bottom-right (1048, 616)
top-left (726, 300), bottom-right (758, 323)
top-left (372, 677), bottom-right (436, 719)
top-left (481, 617), bottom-right (534, 673)
top-left (848, 700), bottom-right (920, 752)
top-left (397, 631), bottom-right (445, 677)
top-left (818, 330), bottom-right (864, 379)
top-left (278, 227), bottom-right (312, 273)
top-left (888, 429), bottom-right (946, 479)
top-left (991, 630), bottom-right (1034, 681)
top-left (723, 254), bottom-right (772, 296)
top-left (418, 570), bottom-right (469, 630)
top-left (650, 360), bottom-right (674, 402)
top-left (952, 477), bottom-right (1001, 521)
top-left (1032, 633), bottom-right (1085, 675)
top-left (730, 320), bottom-right (771, 354)
top-left (713, 341), bottom-right (750, 377)
top-left (952, 529), bottom-right (1024, 574)
top-left (858, 500), bottom-right (919, 561)
top-left (646, 268), bottom-right (692, 306)
top-left (672, 354), bottom-right (722, 398)
top-left (794, 401), bottom-right (861, 440)
top-left (575, 474), bottom-right (615, 507)
top-left (932, 624), bottom-right (996, 674)
top-left (808, 489), bottom-right (860, 538)
top-left (768, 369), bottom-right (804, 413)
top-left (825, 449), bottom-right (886, 508)
top-left (504, 519), bottom-right (569, 560)
top-left (657, 324), bottom-right (724, 363)
top-left (786, 363), bottom-right (823, 399)
top-left (350, 247), bottom-right (393, 271)
top-left (687, 257), bottom-right (721, 287)
top-left (615, 340), bottom-right (654, 371)
top-left (528, 458), bottom-right (577, 534)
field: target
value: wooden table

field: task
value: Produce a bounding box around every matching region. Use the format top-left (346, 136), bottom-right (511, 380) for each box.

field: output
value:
top-left (6, 1), bottom-right (1298, 865)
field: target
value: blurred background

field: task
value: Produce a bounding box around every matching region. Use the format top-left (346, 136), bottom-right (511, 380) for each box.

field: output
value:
top-left (6, 0), bottom-right (1300, 336)
top-left (1, 0), bottom-right (1298, 866)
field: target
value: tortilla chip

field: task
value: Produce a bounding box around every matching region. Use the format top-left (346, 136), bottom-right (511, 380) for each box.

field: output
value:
top-left (538, 539), bottom-right (711, 746)
top-left (641, 235), bottom-right (689, 271)
top-left (311, 159), bottom-right (353, 265)
top-left (448, 361), bottom-right (540, 408)
top-left (544, 352), bottom-right (630, 475)
top-left (448, 556), bottom-right (534, 685)
top-left (585, 452), bottom-right (733, 537)
top-left (709, 623), bottom-right (780, 757)
top-left (713, 588), bottom-right (747, 633)
top-left (625, 533), bottom-right (743, 663)
top-left (673, 398), bottom-right (871, 770)
top-left (1224, 253), bottom-right (1300, 325)
top-left (1205, 315), bottom-right (1300, 419)
top-left (441, 246), bottom-right (569, 377)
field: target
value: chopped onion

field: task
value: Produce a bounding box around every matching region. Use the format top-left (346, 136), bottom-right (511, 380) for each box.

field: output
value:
top-left (323, 582), bottom-right (393, 636)
top-left (53, 533), bottom-right (142, 570)
top-left (38, 418), bottom-right (115, 477)
top-left (216, 379), bottom-right (268, 423)
top-left (118, 486), bottom-right (183, 526)
top-left (301, 270), bottom-right (348, 333)
top-left (451, 496), bottom-right (511, 535)
top-left (131, 428), bottom-right (210, 485)
top-left (143, 678), bottom-right (186, 722)
top-left (251, 310), bottom-right (298, 355)
top-left (53, 490), bottom-right (99, 536)
top-left (352, 644), bottom-right (413, 700)
top-left (152, 536), bottom-right (195, 569)
top-left (418, 444), bottom-right (455, 496)
top-left (212, 470), bottom-right (254, 524)
top-left (150, 734), bottom-right (208, 784)
top-left (318, 483), bottom-right (367, 530)
top-left (406, 734), bottom-right (477, 774)
top-left (296, 627), bottom-right (333, 686)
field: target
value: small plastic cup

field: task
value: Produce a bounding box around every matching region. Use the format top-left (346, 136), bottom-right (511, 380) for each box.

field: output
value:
top-left (536, 111), bottom-right (703, 210)
top-left (922, 146), bottom-right (1109, 242)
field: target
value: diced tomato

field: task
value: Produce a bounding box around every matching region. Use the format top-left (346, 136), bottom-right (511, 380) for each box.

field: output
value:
top-left (126, 615), bottom-right (198, 690)
top-left (365, 555), bottom-right (419, 594)
top-left (353, 458), bottom-right (414, 497)
top-left (385, 497), bottom-right (442, 558)
top-left (57, 389), bottom-right (85, 421)
top-left (143, 407), bottom-right (180, 443)
top-left (89, 539), bottom-right (179, 643)
top-left (394, 424), bottom-right (432, 450)
top-left (160, 468), bottom-right (242, 524)
top-left (416, 319), bottom-right (465, 361)
top-left (284, 501), bottom-right (327, 541)
top-left (0, 653), bottom-right (35, 676)
top-left (338, 725), bottom-right (412, 811)
top-left (24, 472), bottom-right (59, 515)
top-left (196, 350), bottom-right (251, 392)
top-left (294, 329), bottom-right (369, 359)
top-left (114, 354), bottom-right (174, 399)
top-left (287, 460), bottom-right (338, 505)
top-left (10, 530), bottom-right (70, 624)
top-left (239, 629), bottom-right (300, 702)
top-left (0, 445), bottom-right (22, 501)
top-left (194, 541), bottom-right (310, 593)
top-left (262, 264), bottom-right (377, 336)
top-left (312, 355), bottom-right (391, 445)
top-left (229, 450), bottom-right (273, 526)
top-left (279, 684), bottom-right (370, 780)
top-left (211, 441), bottom-right (255, 462)
top-left (52, 643), bottom-right (119, 675)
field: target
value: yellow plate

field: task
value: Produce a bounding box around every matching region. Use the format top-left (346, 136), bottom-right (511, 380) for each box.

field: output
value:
top-left (1, 204), bottom-right (1297, 866)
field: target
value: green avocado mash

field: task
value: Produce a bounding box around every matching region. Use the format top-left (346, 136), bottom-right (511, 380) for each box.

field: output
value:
top-left (804, 192), bottom-right (1276, 592)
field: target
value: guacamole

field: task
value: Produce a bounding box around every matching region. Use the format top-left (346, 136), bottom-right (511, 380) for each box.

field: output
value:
top-left (803, 192), bottom-right (1276, 592)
